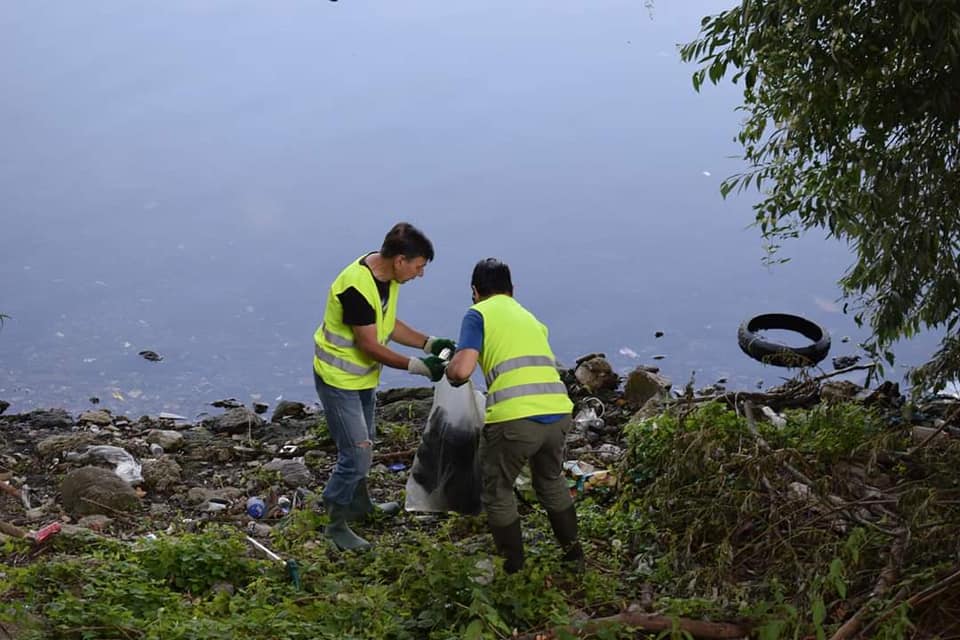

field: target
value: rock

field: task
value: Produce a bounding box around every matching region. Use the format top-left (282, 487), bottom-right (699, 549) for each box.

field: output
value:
top-left (78, 410), bottom-right (113, 426)
top-left (855, 381), bottom-right (902, 407)
top-left (623, 368), bottom-right (672, 407)
top-left (60, 466), bottom-right (140, 517)
top-left (596, 443), bottom-right (624, 464)
top-left (36, 434), bottom-right (97, 459)
top-left (185, 487), bottom-right (243, 505)
top-left (379, 398), bottom-right (433, 423)
top-left (253, 402), bottom-right (269, 415)
top-left (832, 355), bottom-right (861, 369)
top-left (377, 387), bottom-right (433, 405)
top-left (271, 400), bottom-right (308, 423)
top-left (142, 456), bottom-right (183, 494)
top-left (26, 409), bottom-right (73, 430)
top-left (77, 515), bottom-right (113, 531)
top-left (574, 357), bottom-right (619, 392)
top-left (246, 522), bottom-right (273, 538)
top-left (138, 350), bottom-right (163, 362)
top-left (0, 400), bottom-right (9, 415)
top-left (632, 394), bottom-right (667, 421)
top-left (211, 398), bottom-right (243, 409)
top-left (262, 459), bottom-right (313, 488)
top-left (211, 408), bottom-right (264, 435)
top-left (146, 429), bottom-right (185, 452)
top-left (821, 380), bottom-right (862, 404)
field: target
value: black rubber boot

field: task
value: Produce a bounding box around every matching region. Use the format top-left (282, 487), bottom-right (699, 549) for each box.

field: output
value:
top-left (547, 506), bottom-right (585, 570)
top-left (324, 500), bottom-right (371, 551)
top-left (489, 519), bottom-right (525, 574)
top-left (348, 479), bottom-right (400, 522)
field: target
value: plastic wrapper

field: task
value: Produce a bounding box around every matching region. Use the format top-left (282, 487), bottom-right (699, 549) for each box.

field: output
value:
top-left (405, 378), bottom-right (485, 514)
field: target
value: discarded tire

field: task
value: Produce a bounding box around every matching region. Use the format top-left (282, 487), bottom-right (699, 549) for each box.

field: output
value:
top-left (737, 313), bottom-right (831, 367)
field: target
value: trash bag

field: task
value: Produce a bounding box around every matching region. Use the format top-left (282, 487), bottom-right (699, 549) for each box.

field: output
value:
top-left (405, 378), bottom-right (485, 514)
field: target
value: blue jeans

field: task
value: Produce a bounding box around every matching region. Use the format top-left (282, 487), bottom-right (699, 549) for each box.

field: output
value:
top-left (314, 373), bottom-right (377, 506)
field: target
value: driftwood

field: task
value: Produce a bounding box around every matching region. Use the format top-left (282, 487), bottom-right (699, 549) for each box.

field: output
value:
top-left (0, 521), bottom-right (26, 538)
top-left (514, 608), bottom-right (750, 640)
top-left (372, 448), bottom-right (416, 464)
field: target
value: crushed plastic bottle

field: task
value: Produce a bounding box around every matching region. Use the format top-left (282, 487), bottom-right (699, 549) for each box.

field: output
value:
top-left (276, 496), bottom-right (291, 516)
top-left (574, 397), bottom-right (606, 431)
top-left (246, 496), bottom-right (266, 519)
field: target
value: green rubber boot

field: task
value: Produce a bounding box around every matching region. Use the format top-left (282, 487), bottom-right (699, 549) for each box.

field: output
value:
top-left (547, 505), bottom-right (585, 572)
top-left (324, 500), bottom-right (371, 551)
top-left (348, 479), bottom-right (400, 522)
top-left (489, 518), bottom-right (525, 574)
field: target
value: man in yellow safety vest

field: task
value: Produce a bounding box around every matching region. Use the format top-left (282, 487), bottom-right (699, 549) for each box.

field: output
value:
top-left (445, 258), bottom-right (583, 574)
top-left (313, 222), bottom-right (454, 551)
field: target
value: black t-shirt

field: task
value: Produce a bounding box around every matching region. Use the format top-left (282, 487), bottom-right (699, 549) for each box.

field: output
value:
top-left (337, 255), bottom-right (390, 326)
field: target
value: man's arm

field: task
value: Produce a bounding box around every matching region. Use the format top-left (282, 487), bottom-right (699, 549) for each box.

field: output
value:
top-left (446, 348), bottom-right (479, 384)
top-left (352, 324), bottom-right (415, 370)
top-left (390, 319), bottom-right (429, 350)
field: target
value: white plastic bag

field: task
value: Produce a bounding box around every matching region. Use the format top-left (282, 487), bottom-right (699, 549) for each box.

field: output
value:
top-left (405, 378), bottom-right (486, 514)
top-left (65, 445), bottom-right (143, 485)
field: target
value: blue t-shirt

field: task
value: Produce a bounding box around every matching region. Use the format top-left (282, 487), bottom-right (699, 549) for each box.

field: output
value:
top-left (456, 308), bottom-right (564, 424)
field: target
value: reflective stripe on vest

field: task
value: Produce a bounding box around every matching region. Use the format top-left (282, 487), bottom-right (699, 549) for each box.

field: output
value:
top-left (484, 355), bottom-right (557, 388)
top-left (314, 343), bottom-right (379, 376)
top-left (486, 382), bottom-right (569, 408)
top-left (322, 324), bottom-right (354, 348)
top-left (321, 324), bottom-right (393, 349)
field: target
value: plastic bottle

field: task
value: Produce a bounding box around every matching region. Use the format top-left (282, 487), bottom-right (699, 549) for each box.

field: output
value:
top-left (277, 496), bottom-right (291, 515)
top-left (246, 496), bottom-right (266, 519)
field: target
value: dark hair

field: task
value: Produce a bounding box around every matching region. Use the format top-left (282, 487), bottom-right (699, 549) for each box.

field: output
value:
top-left (471, 258), bottom-right (513, 297)
top-left (380, 222), bottom-right (434, 261)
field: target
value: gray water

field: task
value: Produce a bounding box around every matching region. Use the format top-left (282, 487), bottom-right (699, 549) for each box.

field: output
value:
top-left (0, 1), bottom-right (939, 417)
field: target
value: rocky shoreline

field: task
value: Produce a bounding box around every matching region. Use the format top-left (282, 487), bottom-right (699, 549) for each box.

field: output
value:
top-left (0, 353), bottom-right (955, 551)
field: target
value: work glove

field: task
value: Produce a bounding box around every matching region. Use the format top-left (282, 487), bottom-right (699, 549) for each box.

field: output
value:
top-left (423, 336), bottom-right (456, 358)
top-left (408, 356), bottom-right (446, 382)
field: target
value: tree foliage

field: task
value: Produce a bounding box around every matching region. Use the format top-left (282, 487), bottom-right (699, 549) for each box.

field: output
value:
top-left (681, 1), bottom-right (960, 390)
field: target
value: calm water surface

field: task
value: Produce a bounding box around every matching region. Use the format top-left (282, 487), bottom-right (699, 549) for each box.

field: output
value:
top-left (0, 1), bottom-right (939, 417)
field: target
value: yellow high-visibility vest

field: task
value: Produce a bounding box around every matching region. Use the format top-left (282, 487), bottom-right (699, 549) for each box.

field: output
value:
top-left (313, 256), bottom-right (398, 389)
top-left (471, 294), bottom-right (572, 423)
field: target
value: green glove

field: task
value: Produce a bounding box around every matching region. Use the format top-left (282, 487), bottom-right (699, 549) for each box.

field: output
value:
top-left (423, 336), bottom-right (457, 357)
top-left (407, 356), bottom-right (447, 382)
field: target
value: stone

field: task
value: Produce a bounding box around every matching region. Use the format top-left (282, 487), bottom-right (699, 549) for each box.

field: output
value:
top-left (820, 380), bottom-right (862, 404)
top-left (574, 357), bottom-right (619, 392)
top-left (185, 486), bottom-right (243, 504)
top-left (623, 368), bottom-right (672, 407)
top-left (0, 400), bottom-right (9, 415)
top-left (36, 434), bottom-right (97, 459)
top-left (262, 459), bottom-right (313, 488)
top-left (26, 409), bottom-right (73, 430)
top-left (379, 398), bottom-right (433, 423)
top-left (271, 400), bottom-right (308, 422)
top-left (146, 429), bottom-right (185, 452)
top-left (60, 466), bottom-right (140, 517)
top-left (78, 410), bottom-right (113, 426)
top-left (211, 408), bottom-right (264, 435)
top-left (253, 402), bottom-right (269, 415)
top-left (596, 443), bottom-right (624, 464)
top-left (142, 456), bottom-right (183, 493)
top-left (377, 387), bottom-right (433, 405)
top-left (77, 514), bottom-right (113, 531)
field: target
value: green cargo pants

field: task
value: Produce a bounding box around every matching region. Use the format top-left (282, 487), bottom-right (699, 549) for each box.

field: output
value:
top-left (479, 415), bottom-right (574, 527)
